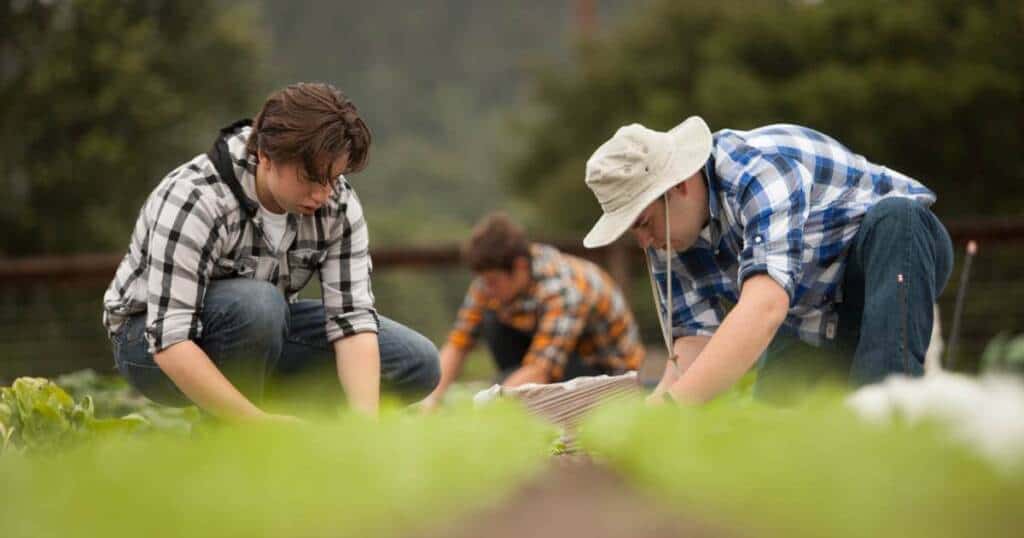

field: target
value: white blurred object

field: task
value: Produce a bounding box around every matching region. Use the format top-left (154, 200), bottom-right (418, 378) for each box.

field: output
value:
top-left (474, 373), bottom-right (641, 452)
top-left (474, 372), bottom-right (640, 429)
top-left (848, 371), bottom-right (1024, 469)
top-left (924, 304), bottom-right (944, 374)
top-left (472, 384), bottom-right (503, 406)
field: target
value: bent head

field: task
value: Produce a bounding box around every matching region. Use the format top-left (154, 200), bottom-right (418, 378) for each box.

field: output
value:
top-left (582, 117), bottom-right (713, 250)
top-left (630, 169), bottom-right (710, 252)
top-left (247, 82), bottom-right (373, 215)
top-left (477, 259), bottom-right (532, 303)
top-left (463, 212), bottom-right (533, 302)
top-left (256, 154), bottom-right (348, 215)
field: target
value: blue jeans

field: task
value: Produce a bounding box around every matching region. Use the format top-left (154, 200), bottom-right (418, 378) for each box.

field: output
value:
top-left (754, 197), bottom-right (954, 402)
top-left (111, 279), bottom-right (441, 408)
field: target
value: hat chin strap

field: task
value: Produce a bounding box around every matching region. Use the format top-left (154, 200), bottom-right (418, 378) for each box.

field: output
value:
top-left (645, 192), bottom-right (677, 366)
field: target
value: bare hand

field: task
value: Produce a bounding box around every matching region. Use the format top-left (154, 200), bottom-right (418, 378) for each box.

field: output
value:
top-left (417, 395), bottom-right (441, 415)
top-left (645, 391), bottom-right (672, 407)
top-left (260, 413), bottom-right (307, 425)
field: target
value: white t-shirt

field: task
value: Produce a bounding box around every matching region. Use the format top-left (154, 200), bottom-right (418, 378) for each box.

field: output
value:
top-left (259, 206), bottom-right (288, 252)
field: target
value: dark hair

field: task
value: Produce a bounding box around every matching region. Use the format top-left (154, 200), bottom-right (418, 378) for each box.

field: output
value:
top-left (462, 212), bottom-right (531, 272)
top-left (245, 82), bottom-right (372, 183)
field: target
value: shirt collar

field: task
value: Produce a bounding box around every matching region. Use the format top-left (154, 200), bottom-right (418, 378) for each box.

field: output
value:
top-left (700, 143), bottom-right (725, 249)
top-left (704, 148), bottom-right (722, 221)
top-left (220, 126), bottom-right (262, 216)
top-left (237, 149), bottom-right (262, 213)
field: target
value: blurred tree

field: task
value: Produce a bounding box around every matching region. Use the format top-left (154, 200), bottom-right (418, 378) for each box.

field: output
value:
top-left (0, 0), bottom-right (267, 255)
top-left (261, 0), bottom-right (634, 244)
top-left (506, 0), bottom-right (1024, 234)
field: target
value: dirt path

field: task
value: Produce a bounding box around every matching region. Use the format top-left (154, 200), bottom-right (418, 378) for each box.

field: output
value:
top-left (416, 456), bottom-right (734, 538)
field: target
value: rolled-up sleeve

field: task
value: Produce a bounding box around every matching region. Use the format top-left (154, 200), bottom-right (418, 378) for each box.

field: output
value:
top-left (735, 153), bottom-right (811, 300)
top-left (321, 184), bottom-right (379, 341)
top-left (447, 281), bottom-right (486, 351)
top-left (145, 183), bottom-right (223, 353)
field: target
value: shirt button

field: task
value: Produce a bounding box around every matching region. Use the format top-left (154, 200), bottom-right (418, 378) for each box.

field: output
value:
top-left (754, 235), bottom-right (763, 244)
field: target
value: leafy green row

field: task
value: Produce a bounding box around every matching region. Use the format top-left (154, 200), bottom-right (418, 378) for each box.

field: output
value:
top-left (1, 377), bottom-right (143, 452)
top-left (0, 374), bottom-right (199, 453)
top-left (578, 392), bottom-right (1024, 538)
top-left (1, 401), bottom-right (553, 538)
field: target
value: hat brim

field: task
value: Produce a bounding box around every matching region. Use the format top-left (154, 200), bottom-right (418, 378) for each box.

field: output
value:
top-left (583, 116), bottom-right (712, 248)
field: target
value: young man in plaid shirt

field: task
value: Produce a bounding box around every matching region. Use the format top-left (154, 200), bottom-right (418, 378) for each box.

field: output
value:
top-left (583, 117), bottom-right (953, 405)
top-left (102, 83), bottom-right (439, 420)
top-left (420, 213), bottom-right (645, 411)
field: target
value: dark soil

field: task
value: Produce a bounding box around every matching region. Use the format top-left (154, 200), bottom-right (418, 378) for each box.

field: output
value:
top-left (415, 456), bottom-right (735, 538)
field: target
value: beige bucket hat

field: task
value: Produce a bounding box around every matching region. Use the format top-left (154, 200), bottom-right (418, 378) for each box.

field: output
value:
top-left (582, 116), bottom-right (712, 248)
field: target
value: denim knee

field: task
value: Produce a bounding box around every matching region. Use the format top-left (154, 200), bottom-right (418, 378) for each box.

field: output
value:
top-left (872, 196), bottom-right (916, 214)
top-left (860, 196), bottom-right (915, 234)
top-left (379, 318), bottom-right (441, 398)
top-left (243, 281), bottom-right (289, 336)
top-left (867, 197), bottom-right (952, 287)
top-left (406, 331), bottom-right (441, 393)
top-left (203, 279), bottom-right (289, 345)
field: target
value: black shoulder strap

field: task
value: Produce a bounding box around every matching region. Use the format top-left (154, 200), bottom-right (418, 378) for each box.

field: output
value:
top-left (207, 119), bottom-right (257, 221)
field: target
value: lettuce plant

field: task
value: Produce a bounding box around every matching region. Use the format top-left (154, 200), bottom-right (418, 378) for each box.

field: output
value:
top-left (0, 377), bottom-right (147, 452)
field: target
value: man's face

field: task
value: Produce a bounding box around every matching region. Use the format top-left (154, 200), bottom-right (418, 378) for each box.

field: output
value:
top-left (477, 258), bottom-right (531, 302)
top-left (630, 170), bottom-right (709, 253)
top-left (257, 153), bottom-right (349, 215)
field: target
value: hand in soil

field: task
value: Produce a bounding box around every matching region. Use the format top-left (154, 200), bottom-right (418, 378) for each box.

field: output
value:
top-left (415, 396), bottom-right (441, 415)
top-left (261, 413), bottom-right (307, 425)
top-left (645, 392), bottom-right (668, 407)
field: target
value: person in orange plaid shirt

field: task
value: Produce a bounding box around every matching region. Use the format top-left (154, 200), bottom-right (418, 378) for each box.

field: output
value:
top-left (420, 212), bottom-right (645, 411)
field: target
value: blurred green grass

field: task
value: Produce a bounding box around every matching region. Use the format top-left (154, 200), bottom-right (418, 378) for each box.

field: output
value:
top-left (578, 390), bottom-right (1024, 538)
top-left (0, 401), bottom-right (554, 538)
top-left (6, 368), bottom-right (1024, 538)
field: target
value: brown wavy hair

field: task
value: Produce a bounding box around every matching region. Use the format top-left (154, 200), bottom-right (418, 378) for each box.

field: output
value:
top-left (462, 212), bottom-right (531, 272)
top-left (245, 82), bottom-right (372, 184)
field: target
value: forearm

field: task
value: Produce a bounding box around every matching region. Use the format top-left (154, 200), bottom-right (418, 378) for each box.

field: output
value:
top-left (154, 341), bottom-right (264, 421)
top-left (652, 336), bottom-right (710, 395)
top-left (333, 332), bottom-right (380, 415)
top-left (652, 361), bottom-right (678, 395)
top-left (502, 361), bottom-right (550, 387)
top-left (669, 276), bottom-right (788, 404)
top-left (427, 344), bottom-right (469, 401)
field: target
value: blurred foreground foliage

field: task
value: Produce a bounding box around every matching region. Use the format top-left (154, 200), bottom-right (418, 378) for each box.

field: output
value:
top-left (1, 381), bottom-right (553, 538)
top-left (580, 389), bottom-right (1024, 538)
top-left (0, 372), bottom-right (198, 452)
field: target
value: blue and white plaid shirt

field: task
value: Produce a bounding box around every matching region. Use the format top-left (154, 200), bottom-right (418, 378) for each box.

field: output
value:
top-left (648, 124), bottom-right (936, 345)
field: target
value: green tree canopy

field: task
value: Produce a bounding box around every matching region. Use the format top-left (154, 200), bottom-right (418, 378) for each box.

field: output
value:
top-left (507, 0), bottom-right (1024, 235)
top-left (0, 0), bottom-right (266, 255)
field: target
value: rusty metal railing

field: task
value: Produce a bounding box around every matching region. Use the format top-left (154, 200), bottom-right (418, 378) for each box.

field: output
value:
top-left (0, 216), bottom-right (1022, 288)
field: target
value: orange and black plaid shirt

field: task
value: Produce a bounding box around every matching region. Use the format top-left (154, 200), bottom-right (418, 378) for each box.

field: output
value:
top-left (447, 244), bottom-right (645, 380)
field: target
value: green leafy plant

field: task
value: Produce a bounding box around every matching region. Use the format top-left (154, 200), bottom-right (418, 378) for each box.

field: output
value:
top-left (53, 369), bottom-right (201, 435)
top-left (0, 415), bottom-right (12, 451)
top-left (0, 401), bottom-right (552, 538)
top-left (981, 333), bottom-right (1024, 375)
top-left (0, 377), bottom-right (149, 452)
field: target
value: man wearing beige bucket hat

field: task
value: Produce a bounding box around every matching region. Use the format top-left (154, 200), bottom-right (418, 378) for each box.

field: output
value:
top-left (584, 117), bottom-right (953, 404)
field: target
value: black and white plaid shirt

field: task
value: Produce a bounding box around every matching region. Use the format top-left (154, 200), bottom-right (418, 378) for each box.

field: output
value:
top-left (102, 123), bottom-right (378, 353)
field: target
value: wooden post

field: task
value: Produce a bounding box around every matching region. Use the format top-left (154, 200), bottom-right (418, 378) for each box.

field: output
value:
top-left (574, 0), bottom-right (597, 37)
